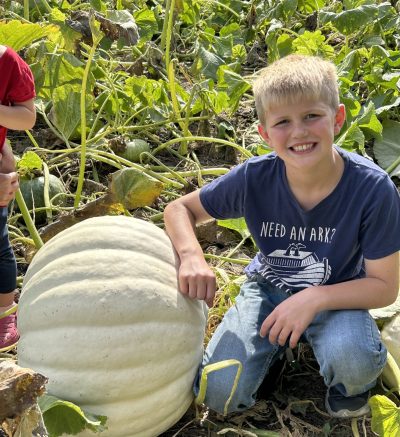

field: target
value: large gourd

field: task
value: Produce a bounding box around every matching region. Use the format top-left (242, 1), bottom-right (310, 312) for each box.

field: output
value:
top-left (17, 216), bottom-right (207, 437)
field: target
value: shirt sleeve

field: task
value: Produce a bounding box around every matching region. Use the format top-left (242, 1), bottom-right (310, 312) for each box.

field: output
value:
top-left (8, 51), bottom-right (36, 103)
top-left (199, 162), bottom-right (248, 219)
top-left (360, 174), bottom-right (400, 259)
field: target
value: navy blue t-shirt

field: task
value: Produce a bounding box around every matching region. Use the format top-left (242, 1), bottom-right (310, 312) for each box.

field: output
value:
top-left (200, 147), bottom-right (400, 292)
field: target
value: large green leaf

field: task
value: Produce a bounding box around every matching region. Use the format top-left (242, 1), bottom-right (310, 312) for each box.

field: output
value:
top-left (39, 394), bottom-right (107, 437)
top-left (217, 218), bottom-right (250, 239)
top-left (369, 395), bottom-right (400, 437)
top-left (373, 120), bottom-right (400, 177)
top-left (320, 4), bottom-right (390, 35)
top-left (48, 85), bottom-right (82, 140)
top-left (0, 21), bottom-right (57, 51)
top-left (217, 66), bottom-right (251, 114)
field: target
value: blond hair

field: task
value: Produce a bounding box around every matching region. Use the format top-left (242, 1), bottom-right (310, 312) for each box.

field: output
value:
top-left (253, 55), bottom-right (339, 127)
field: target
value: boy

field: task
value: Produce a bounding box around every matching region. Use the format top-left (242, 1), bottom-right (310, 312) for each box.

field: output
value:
top-left (164, 55), bottom-right (400, 418)
top-left (0, 45), bottom-right (36, 351)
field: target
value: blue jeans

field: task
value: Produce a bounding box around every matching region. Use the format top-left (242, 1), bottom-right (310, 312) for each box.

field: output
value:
top-left (0, 207), bottom-right (16, 293)
top-left (194, 274), bottom-right (387, 414)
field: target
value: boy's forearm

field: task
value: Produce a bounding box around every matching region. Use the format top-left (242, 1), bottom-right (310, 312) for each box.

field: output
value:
top-left (164, 201), bottom-right (204, 260)
top-left (310, 276), bottom-right (398, 313)
top-left (0, 104), bottom-right (36, 130)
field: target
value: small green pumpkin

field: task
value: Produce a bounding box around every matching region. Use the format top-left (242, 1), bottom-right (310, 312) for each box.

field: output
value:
top-left (19, 174), bottom-right (66, 222)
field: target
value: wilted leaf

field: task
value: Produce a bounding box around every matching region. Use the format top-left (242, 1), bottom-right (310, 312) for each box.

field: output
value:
top-left (110, 168), bottom-right (163, 209)
top-left (369, 395), bottom-right (400, 437)
top-left (0, 21), bottom-right (57, 51)
top-left (17, 151), bottom-right (43, 173)
top-left (373, 120), bottom-right (400, 176)
top-left (39, 394), bottom-right (107, 437)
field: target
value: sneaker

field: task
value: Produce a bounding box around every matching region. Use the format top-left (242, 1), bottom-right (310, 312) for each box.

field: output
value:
top-left (0, 307), bottom-right (19, 352)
top-left (325, 386), bottom-right (370, 418)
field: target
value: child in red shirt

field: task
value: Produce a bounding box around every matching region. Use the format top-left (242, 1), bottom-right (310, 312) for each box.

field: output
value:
top-left (0, 45), bottom-right (36, 351)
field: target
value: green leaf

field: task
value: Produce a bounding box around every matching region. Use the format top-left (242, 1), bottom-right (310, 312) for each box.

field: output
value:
top-left (217, 66), bottom-right (251, 114)
top-left (373, 120), bottom-right (400, 176)
top-left (195, 45), bottom-right (225, 80)
top-left (297, 0), bottom-right (324, 13)
top-left (357, 101), bottom-right (382, 140)
top-left (0, 21), bottom-right (57, 51)
top-left (336, 123), bottom-right (365, 152)
top-left (217, 218), bottom-right (250, 239)
top-left (133, 8), bottom-right (158, 42)
top-left (292, 30), bottom-right (334, 58)
top-left (39, 394), bottom-right (107, 437)
top-left (48, 85), bottom-right (83, 140)
top-left (320, 5), bottom-right (381, 35)
top-left (369, 395), bottom-right (400, 437)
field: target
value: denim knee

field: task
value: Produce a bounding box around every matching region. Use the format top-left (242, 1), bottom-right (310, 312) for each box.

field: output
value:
top-left (307, 309), bottom-right (387, 395)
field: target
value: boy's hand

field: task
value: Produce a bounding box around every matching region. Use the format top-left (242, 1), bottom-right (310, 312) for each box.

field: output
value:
top-left (178, 256), bottom-right (216, 307)
top-left (260, 288), bottom-right (319, 349)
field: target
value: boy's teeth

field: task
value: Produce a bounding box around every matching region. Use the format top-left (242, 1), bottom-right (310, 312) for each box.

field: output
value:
top-left (292, 143), bottom-right (313, 152)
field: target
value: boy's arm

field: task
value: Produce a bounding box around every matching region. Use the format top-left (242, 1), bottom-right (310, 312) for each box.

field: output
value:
top-left (0, 143), bottom-right (19, 206)
top-left (261, 251), bottom-right (399, 349)
top-left (0, 99), bottom-right (36, 130)
top-left (164, 190), bottom-right (216, 306)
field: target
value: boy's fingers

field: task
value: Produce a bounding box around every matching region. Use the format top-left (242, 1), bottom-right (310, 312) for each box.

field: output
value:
top-left (289, 331), bottom-right (301, 349)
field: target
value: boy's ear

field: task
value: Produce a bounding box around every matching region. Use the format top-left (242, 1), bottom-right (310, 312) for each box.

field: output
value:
top-left (334, 104), bottom-right (346, 135)
top-left (258, 125), bottom-right (271, 145)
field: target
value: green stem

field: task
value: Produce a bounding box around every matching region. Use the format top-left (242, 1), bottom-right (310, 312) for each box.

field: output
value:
top-left (23, 0), bottom-right (29, 20)
top-left (152, 136), bottom-right (253, 158)
top-left (15, 190), bottom-right (43, 250)
top-left (204, 253), bottom-right (249, 265)
top-left (25, 130), bottom-right (40, 148)
top-left (385, 155), bottom-right (400, 175)
top-left (74, 30), bottom-right (102, 208)
top-left (161, 0), bottom-right (172, 51)
top-left (42, 162), bottom-right (53, 223)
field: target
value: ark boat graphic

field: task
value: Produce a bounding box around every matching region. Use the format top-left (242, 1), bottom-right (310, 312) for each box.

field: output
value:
top-left (260, 243), bottom-right (331, 288)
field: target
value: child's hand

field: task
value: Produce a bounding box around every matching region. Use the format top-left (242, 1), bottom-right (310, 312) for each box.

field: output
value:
top-left (0, 171), bottom-right (19, 206)
top-left (178, 256), bottom-right (216, 307)
top-left (260, 288), bottom-right (319, 349)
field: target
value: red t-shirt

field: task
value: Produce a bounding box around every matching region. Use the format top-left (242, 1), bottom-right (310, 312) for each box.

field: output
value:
top-left (0, 47), bottom-right (36, 151)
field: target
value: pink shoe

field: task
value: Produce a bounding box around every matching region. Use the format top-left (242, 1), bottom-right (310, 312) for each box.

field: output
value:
top-left (0, 309), bottom-right (19, 352)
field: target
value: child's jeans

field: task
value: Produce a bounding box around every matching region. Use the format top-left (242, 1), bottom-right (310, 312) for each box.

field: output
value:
top-left (0, 207), bottom-right (17, 293)
top-left (194, 274), bottom-right (387, 414)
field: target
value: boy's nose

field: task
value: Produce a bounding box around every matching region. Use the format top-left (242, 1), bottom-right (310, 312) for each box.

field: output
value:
top-left (292, 122), bottom-right (308, 138)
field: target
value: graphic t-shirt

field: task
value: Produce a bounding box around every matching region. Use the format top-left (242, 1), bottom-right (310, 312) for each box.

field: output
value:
top-left (200, 147), bottom-right (400, 293)
top-left (0, 47), bottom-right (36, 150)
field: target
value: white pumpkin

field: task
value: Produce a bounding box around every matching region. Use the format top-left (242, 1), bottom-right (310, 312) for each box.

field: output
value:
top-left (17, 216), bottom-right (207, 437)
top-left (381, 314), bottom-right (400, 366)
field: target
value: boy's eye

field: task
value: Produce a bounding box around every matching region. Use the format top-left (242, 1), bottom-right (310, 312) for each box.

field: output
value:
top-left (275, 119), bottom-right (288, 126)
top-left (305, 113), bottom-right (319, 119)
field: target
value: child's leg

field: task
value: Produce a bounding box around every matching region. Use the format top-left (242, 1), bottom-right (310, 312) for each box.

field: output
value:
top-left (0, 207), bottom-right (18, 350)
top-left (305, 309), bottom-right (386, 417)
top-left (195, 275), bottom-right (289, 414)
top-left (305, 309), bottom-right (386, 395)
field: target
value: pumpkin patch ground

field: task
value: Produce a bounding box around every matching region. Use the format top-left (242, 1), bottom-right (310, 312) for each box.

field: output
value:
top-left (2, 0), bottom-right (400, 436)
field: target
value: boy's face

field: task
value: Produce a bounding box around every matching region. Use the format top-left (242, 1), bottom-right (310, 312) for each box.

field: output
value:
top-left (258, 99), bottom-right (345, 172)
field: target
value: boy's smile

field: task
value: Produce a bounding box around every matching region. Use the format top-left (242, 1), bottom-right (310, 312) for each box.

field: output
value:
top-left (258, 100), bottom-right (346, 174)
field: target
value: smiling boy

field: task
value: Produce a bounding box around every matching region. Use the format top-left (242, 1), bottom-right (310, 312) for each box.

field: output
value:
top-left (164, 55), bottom-right (400, 418)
